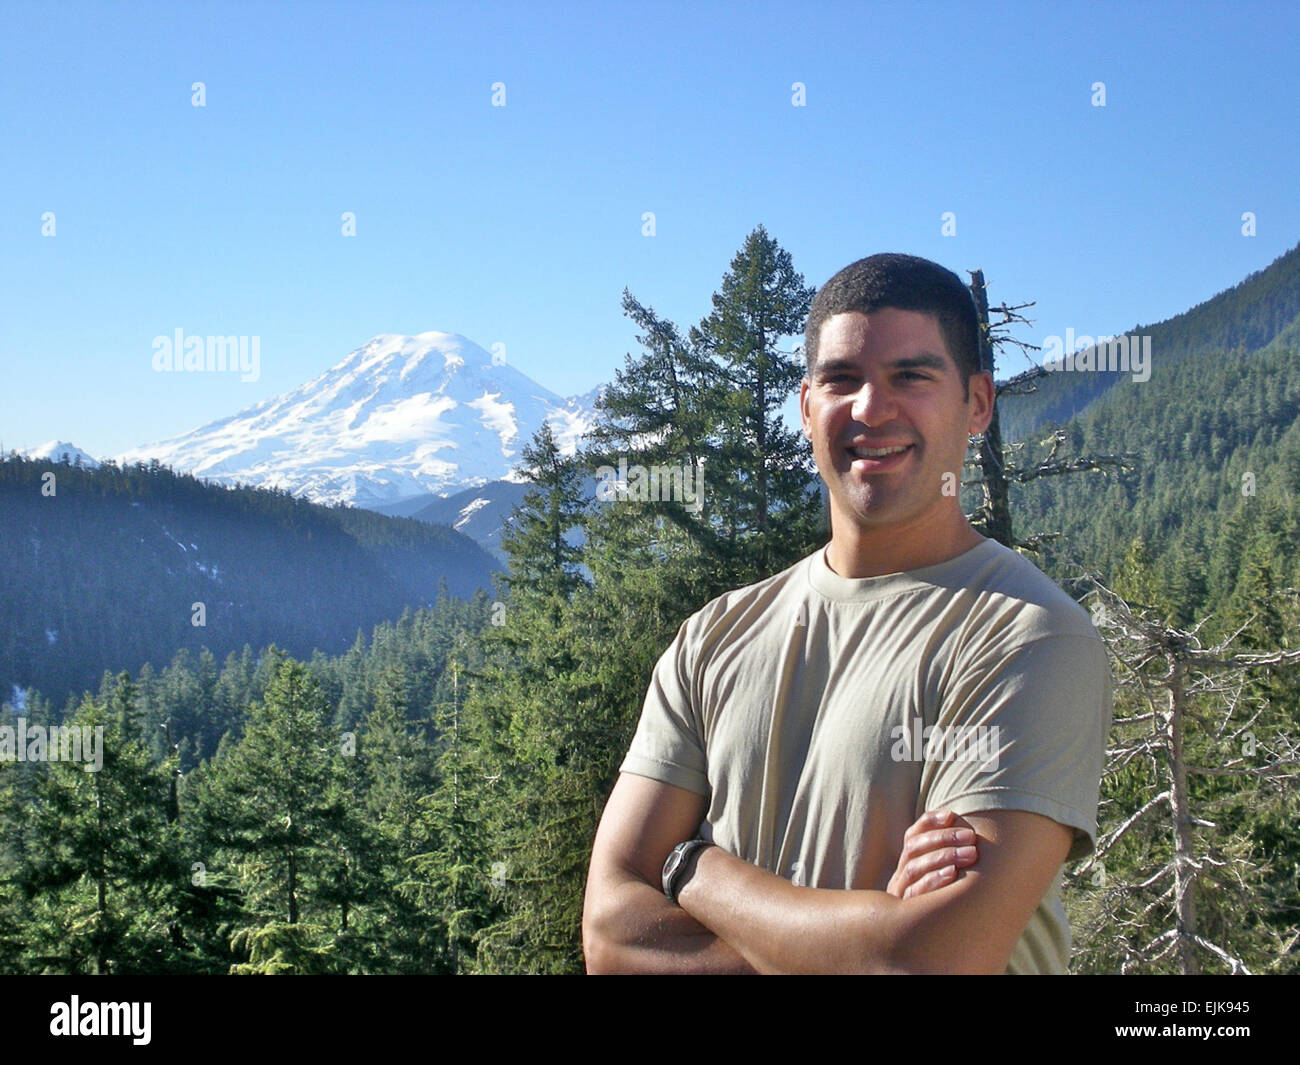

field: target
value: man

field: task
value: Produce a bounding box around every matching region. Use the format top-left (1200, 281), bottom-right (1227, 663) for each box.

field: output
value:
top-left (582, 253), bottom-right (1112, 974)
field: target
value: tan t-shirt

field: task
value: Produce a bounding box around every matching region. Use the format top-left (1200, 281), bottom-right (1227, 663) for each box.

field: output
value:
top-left (619, 537), bottom-right (1112, 974)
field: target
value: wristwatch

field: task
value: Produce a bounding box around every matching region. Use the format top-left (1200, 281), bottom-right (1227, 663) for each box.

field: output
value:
top-left (662, 839), bottom-right (712, 903)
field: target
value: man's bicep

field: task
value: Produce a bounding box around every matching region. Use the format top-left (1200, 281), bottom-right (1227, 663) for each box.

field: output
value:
top-left (922, 634), bottom-right (1110, 863)
top-left (892, 808), bottom-right (1073, 973)
top-left (588, 772), bottom-right (708, 888)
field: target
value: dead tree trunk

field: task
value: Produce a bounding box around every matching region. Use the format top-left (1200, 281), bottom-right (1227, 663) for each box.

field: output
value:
top-left (969, 270), bottom-right (1013, 547)
top-left (1166, 655), bottom-right (1201, 974)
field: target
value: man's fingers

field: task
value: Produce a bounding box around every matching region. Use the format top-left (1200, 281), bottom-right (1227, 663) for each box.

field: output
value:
top-left (900, 824), bottom-right (977, 861)
top-left (901, 843), bottom-right (978, 881)
top-left (889, 810), bottom-right (981, 898)
top-left (901, 808), bottom-right (977, 843)
top-left (895, 845), bottom-right (978, 897)
top-left (901, 808), bottom-right (954, 843)
top-left (903, 864), bottom-right (958, 899)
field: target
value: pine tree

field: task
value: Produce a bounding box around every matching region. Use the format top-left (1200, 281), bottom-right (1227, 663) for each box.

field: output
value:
top-left (466, 228), bottom-right (828, 970)
top-left (595, 290), bottom-right (716, 468)
top-left (351, 663), bottom-right (443, 972)
top-left (1162, 533), bottom-right (1209, 629)
top-left (687, 224), bottom-right (820, 577)
top-left (588, 290), bottom-right (721, 555)
top-left (466, 604), bottom-right (614, 974)
top-left (465, 425), bottom-right (610, 970)
top-left (16, 685), bottom-right (183, 974)
top-left (500, 422), bottom-right (588, 614)
top-left (0, 704), bottom-right (42, 971)
top-left (1114, 537), bottom-right (1165, 616)
top-left (406, 657), bottom-right (500, 972)
top-left (195, 658), bottom-right (353, 973)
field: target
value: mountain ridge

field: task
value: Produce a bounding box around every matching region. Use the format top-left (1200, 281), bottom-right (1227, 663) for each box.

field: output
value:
top-left (111, 331), bottom-right (599, 509)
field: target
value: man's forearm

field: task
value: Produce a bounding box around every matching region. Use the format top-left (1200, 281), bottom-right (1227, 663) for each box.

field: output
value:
top-left (583, 873), bottom-right (757, 974)
top-left (675, 810), bottom-right (1070, 975)
top-left (673, 845), bottom-right (915, 974)
top-left (675, 844), bottom-right (1001, 975)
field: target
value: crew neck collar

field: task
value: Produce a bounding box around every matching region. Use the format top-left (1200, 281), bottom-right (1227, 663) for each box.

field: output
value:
top-left (807, 537), bottom-right (999, 602)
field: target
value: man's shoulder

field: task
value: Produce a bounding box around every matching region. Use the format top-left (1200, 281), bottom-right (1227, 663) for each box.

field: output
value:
top-left (961, 539), bottom-right (1099, 645)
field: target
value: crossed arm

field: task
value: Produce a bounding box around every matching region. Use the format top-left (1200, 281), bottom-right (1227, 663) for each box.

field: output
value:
top-left (582, 772), bottom-right (1073, 975)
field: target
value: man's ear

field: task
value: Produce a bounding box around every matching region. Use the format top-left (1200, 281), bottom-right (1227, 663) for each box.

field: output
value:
top-left (799, 377), bottom-right (813, 439)
top-left (967, 371), bottom-right (995, 435)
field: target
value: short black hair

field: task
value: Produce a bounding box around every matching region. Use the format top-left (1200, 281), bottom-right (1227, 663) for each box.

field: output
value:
top-left (804, 253), bottom-right (982, 398)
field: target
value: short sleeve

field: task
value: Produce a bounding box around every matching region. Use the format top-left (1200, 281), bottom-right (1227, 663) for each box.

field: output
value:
top-left (919, 633), bottom-right (1112, 862)
top-left (618, 618), bottom-right (711, 796)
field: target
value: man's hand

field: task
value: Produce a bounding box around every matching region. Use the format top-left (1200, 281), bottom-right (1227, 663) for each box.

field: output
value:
top-left (887, 809), bottom-right (979, 899)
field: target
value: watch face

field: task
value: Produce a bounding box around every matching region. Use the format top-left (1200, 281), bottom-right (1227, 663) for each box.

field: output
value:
top-left (663, 850), bottom-right (682, 891)
top-left (664, 842), bottom-right (696, 897)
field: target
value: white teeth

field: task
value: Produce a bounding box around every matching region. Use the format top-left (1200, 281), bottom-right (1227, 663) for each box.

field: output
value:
top-left (850, 445), bottom-right (909, 458)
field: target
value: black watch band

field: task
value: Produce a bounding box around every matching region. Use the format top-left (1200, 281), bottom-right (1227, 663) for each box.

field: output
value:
top-left (662, 839), bottom-right (712, 903)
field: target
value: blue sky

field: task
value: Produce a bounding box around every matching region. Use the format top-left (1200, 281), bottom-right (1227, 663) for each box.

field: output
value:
top-left (3, 0), bottom-right (1298, 457)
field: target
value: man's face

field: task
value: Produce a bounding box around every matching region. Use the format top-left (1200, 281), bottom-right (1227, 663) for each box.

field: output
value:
top-left (800, 308), bottom-right (992, 536)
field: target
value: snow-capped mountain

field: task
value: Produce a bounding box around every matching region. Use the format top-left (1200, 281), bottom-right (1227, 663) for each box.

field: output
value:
top-left (114, 332), bottom-right (600, 509)
top-left (20, 441), bottom-right (101, 468)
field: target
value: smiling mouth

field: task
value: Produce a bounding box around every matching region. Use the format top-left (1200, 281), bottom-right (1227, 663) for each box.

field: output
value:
top-left (847, 444), bottom-right (913, 459)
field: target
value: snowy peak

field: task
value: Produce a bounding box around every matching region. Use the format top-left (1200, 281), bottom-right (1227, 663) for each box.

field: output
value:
top-left (21, 441), bottom-right (101, 468)
top-left (295, 332), bottom-right (493, 407)
top-left (113, 331), bottom-right (599, 509)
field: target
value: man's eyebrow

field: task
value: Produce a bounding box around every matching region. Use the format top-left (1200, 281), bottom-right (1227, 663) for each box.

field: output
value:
top-left (890, 352), bottom-right (951, 372)
top-left (813, 357), bottom-right (860, 375)
top-left (814, 352), bottom-right (952, 375)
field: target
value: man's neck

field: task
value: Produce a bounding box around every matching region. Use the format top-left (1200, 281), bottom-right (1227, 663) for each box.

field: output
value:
top-left (824, 511), bottom-right (985, 579)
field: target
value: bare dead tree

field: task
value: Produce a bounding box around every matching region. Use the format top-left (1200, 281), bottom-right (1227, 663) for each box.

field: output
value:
top-left (964, 270), bottom-right (1139, 550)
top-left (1064, 573), bottom-right (1300, 974)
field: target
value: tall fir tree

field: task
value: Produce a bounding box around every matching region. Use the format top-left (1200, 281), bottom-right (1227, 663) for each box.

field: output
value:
top-left (687, 224), bottom-right (821, 578)
top-left (500, 421), bottom-right (588, 615)
top-left (195, 657), bottom-right (354, 973)
top-left (16, 683), bottom-right (184, 974)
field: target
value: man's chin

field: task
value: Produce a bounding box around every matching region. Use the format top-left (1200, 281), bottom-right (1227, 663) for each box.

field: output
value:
top-left (831, 487), bottom-right (937, 531)
top-left (835, 498), bottom-right (908, 530)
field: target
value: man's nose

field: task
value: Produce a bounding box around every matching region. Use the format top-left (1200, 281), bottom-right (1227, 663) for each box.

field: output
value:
top-left (851, 381), bottom-right (898, 426)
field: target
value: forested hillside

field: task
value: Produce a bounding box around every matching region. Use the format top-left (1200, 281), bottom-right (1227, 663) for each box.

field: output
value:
top-left (1015, 318), bottom-right (1300, 632)
top-left (998, 241), bottom-right (1300, 441)
top-left (0, 457), bottom-right (499, 704)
